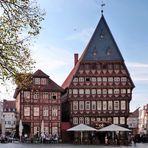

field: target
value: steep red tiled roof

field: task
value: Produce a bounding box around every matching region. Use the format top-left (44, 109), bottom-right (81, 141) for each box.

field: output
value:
top-left (62, 59), bottom-right (80, 89)
top-left (62, 32), bottom-right (90, 89)
top-left (3, 100), bottom-right (16, 109)
top-left (33, 69), bottom-right (49, 77)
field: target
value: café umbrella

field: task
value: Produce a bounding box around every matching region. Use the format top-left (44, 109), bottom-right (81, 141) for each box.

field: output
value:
top-left (19, 120), bottom-right (23, 142)
top-left (41, 120), bottom-right (44, 134)
top-left (98, 124), bottom-right (131, 144)
top-left (67, 123), bottom-right (98, 143)
top-left (97, 124), bottom-right (131, 132)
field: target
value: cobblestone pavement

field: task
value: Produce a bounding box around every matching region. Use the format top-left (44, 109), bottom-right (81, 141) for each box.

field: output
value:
top-left (0, 143), bottom-right (148, 148)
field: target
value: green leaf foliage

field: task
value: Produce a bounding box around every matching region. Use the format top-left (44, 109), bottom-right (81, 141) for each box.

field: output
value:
top-left (0, 0), bottom-right (45, 85)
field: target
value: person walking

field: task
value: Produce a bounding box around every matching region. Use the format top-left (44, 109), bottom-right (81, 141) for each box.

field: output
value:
top-left (133, 135), bottom-right (136, 146)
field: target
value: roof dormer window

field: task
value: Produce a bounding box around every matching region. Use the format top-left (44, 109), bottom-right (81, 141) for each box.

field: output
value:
top-left (41, 78), bottom-right (47, 85)
top-left (106, 48), bottom-right (112, 55)
top-left (34, 78), bottom-right (40, 85)
top-left (100, 29), bottom-right (104, 39)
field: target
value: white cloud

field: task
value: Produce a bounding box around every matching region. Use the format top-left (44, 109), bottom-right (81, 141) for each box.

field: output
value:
top-left (126, 62), bottom-right (148, 68)
top-left (32, 44), bottom-right (73, 69)
top-left (31, 43), bottom-right (74, 85)
top-left (126, 62), bottom-right (148, 81)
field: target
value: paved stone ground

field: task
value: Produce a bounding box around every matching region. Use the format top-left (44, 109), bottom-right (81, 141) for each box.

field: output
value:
top-left (0, 143), bottom-right (148, 148)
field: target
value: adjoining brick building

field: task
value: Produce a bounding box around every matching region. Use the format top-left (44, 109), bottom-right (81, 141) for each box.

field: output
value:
top-left (139, 104), bottom-right (148, 135)
top-left (61, 15), bottom-right (134, 142)
top-left (3, 100), bottom-right (16, 134)
top-left (14, 69), bottom-right (63, 138)
top-left (127, 108), bottom-right (139, 135)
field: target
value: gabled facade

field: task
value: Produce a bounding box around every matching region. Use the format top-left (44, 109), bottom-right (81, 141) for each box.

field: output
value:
top-left (62, 15), bottom-right (134, 128)
top-left (139, 104), bottom-right (148, 135)
top-left (3, 100), bottom-right (16, 133)
top-left (14, 69), bottom-right (63, 138)
top-left (127, 108), bottom-right (139, 135)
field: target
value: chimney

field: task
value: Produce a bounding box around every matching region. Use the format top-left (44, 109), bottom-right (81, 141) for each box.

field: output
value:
top-left (74, 53), bottom-right (78, 66)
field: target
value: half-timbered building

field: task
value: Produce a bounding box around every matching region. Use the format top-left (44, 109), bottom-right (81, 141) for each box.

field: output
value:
top-left (62, 15), bottom-right (134, 137)
top-left (14, 69), bottom-right (63, 138)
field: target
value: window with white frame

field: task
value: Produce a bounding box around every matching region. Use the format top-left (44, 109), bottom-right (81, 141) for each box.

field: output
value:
top-left (73, 77), bottom-right (78, 82)
top-left (24, 107), bottom-right (30, 116)
top-left (85, 117), bottom-right (90, 124)
top-left (102, 118), bottom-right (106, 121)
top-left (43, 106), bottom-right (48, 116)
top-left (103, 89), bottom-right (107, 94)
top-left (79, 89), bottom-right (84, 95)
top-left (108, 77), bottom-right (113, 82)
top-left (120, 117), bottom-right (125, 124)
top-left (108, 101), bottom-right (112, 110)
top-left (97, 89), bottom-right (101, 94)
top-left (79, 117), bottom-right (84, 124)
top-left (41, 78), bottom-right (47, 85)
top-left (92, 101), bottom-right (96, 110)
top-left (79, 101), bottom-right (84, 110)
top-left (113, 117), bottom-right (118, 124)
top-left (91, 89), bottom-right (96, 94)
top-left (69, 89), bottom-right (72, 94)
top-left (85, 101), bottom-right (90, 110)
top-left (43, 92), bottom-right (49, 99)
top-left (91, 117), bottom-right (95, 122)
top-left (52, 106), bottom-right (58, 117)
top-left (34, 107), bottom-right (39, 116)
top-left (73, 101), bottom-right (78, 110)
top-left (34, 126), bottom-right (38, 135)
top-left (34, 78), bottom-right (40, 85)
top-left (24, 91), bottom-right (30, 99)
top-left (103, 101), bottom-right (107, 110)
top-left (114, 101), bottom-right (119, 110)
top-left (121, 101), bottom-right (126, 110)
top-left (97, 77), bottom-right (102, 82)
top-left (96, 117), bottom-right (101, 121)
top-left (121, 77), bottom-right (127, 82)
top-left (73, 89), bottom-right (78, 94)
top-left (103, 77), bottom-right (107, 82)
top-left (127, 89), bottom-right (131, 94)
top-left (34, 92), bottom-right (39, 99)
top-left (121, 89), bottom-right (126, 94)
top-left (114, 89), bottom-right (120, 94)
top-left (114, 77), bottom-right (120, 82)
top-left (108, 89), bottom-right (113, 94)
top-left (73, 117), bottom-right (78, 125)
top-left (97, 101), bottom-right (101, 110)
top-left (79, 77), bottom-right (84, 82)
top-left (92, 77), bottom-right (96, 82)
top-left (85, 89), bottom-right (90, 94)
top-left (107, 117), bottom-right (112, 122)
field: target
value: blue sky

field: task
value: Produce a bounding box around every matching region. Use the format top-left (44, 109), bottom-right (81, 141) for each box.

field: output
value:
top-left (1, 0), bottom-right (148, 111)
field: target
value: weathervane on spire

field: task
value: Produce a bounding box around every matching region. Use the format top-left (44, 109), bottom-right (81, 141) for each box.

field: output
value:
top-left (101, 0), bottom-right (105, 14)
